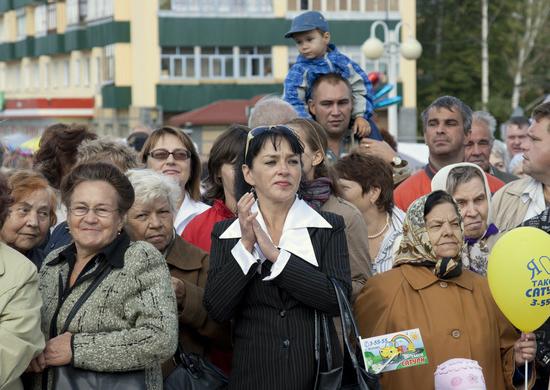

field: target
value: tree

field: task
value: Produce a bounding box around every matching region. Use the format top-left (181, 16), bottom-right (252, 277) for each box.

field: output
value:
top-left (416, 0), bottom-right (550, 127)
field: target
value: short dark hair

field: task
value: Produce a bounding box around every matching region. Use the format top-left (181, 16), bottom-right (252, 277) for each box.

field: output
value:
top-left (532, 102), bottom-right (550, 132)
top-left (309, 73), bottom-right (352, 102)
top-left (0, 172), bottom-right (13, 226)
top-left (421, 96), bottom-right (473, 135)
top-left (236, 125), bottom-right (304, 199)
top-left (204, 124), bottom-right (250, 202)
top-left (33, 123), bottom-right (97, 189)
top-left (61, 162), bottom-right (135, 214)
top-left (424, 190), bottom-right (460, 219)
top-left (333, 152), bottom-right (394, 213)
top-left (141, 126), bottom-right (202, 201)
top-left (506, 116), bottom-right (530, 129)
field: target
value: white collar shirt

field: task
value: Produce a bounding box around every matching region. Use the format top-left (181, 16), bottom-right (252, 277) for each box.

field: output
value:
top-left (220, 197), bottom-right (332, 281)
top-left (521, 179), bottom-right (546, 222)
top-left (173, 192), bottom-right (211, 235)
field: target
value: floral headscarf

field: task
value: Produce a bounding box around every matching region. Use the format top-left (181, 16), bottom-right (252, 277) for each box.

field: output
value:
top-left (393, 191), bottom-right (464, 279)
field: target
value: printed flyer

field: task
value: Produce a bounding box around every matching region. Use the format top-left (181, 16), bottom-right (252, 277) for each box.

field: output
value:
top-left (360, 328), bottom-right (428, 374)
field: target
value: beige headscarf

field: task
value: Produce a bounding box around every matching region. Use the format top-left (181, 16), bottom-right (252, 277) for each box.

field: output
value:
top-left (394, 191), bottom-right (464, 279)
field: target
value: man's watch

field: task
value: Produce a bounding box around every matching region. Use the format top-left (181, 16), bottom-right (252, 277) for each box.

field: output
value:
top-left (391, 156), bottom-right (403, 167)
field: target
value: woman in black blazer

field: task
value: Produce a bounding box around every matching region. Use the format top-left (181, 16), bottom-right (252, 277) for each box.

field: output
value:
top-left (204, 125), bottom-right (352, 389)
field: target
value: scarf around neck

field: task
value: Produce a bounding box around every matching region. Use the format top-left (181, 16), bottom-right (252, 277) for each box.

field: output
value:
top-left (300, 177), bottom-right (332, 211)
top-left (393, 192), bottom-right (464, 279)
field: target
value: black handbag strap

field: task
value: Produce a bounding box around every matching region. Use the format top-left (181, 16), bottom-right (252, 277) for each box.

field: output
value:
top-left (60, 263), bottom-right (112, 334)
top-left (329, 278), bottom-right (366, 370)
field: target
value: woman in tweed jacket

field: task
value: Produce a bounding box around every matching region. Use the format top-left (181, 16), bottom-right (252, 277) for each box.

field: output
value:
top-left (27, 163), bottom-right (178, 390)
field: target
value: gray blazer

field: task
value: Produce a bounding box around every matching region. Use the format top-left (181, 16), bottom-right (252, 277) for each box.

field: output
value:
top-left (34, 235), bottom-right (178, 390)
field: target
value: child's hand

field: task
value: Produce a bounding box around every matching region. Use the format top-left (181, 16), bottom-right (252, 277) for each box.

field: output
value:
top-left (353, 117), bottom-right (371, 138)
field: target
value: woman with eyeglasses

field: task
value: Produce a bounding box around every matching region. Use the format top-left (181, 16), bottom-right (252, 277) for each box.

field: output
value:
top-left (204, 125), bottom-right (352, 389)
top-left (27, 162), bottom-right (178, 390)
top-left (0, 170), bottom-right (57, 269)
top-left (141, 126), bottom-right (209, 234)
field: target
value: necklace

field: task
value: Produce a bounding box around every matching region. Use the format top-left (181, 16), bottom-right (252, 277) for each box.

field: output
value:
top-left (368, 213), bottom-right (390, 239)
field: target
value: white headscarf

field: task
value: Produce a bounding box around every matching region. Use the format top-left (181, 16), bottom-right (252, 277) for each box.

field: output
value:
top-left (431, 162), bottom-right (493, 225)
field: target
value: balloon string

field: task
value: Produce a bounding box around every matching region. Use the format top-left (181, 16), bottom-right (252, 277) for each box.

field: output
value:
top-left (525, 360), bottom-right (529, 390)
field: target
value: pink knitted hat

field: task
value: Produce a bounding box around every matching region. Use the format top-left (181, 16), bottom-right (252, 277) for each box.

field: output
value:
top-left (434, 358), bottom-right (487, 390)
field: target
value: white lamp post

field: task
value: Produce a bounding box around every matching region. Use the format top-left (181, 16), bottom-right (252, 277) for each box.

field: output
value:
top-left (362, 21), bottom-right (422, 140)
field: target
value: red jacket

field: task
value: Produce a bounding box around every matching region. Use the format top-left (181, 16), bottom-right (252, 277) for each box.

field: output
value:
top-left (182, 199), bottom-right (235, 253)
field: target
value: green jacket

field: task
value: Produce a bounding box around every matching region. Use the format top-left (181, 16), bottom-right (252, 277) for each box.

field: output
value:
top-left (0, 243), bottom-right (44, 390)
top-left (34, 238), bottom-right (178, 390)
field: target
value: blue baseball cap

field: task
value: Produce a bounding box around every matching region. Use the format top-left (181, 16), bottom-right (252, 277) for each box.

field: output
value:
top-left (285, 11), bottom-right (329, 38)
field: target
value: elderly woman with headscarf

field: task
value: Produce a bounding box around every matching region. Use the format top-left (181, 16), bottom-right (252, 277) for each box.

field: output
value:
top-left (125, 169), bottom-right (229, 376)
top-left (431, 162), bottom-right (499, 276)
top-left (355, 190), bottom-right (537, 390)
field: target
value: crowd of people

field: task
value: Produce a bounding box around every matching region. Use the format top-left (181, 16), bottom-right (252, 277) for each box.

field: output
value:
top-left (1, 9), bottom-right (549, 390)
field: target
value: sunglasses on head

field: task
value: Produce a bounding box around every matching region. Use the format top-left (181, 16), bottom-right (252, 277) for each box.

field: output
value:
top-left (149, 148), bottom-right (191, 161)
top-left (244, 125), bottom-right (297, 160)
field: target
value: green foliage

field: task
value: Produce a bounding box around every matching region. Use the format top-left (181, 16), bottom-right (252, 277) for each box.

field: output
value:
top-left (416, 0), bottom-right (549, 133)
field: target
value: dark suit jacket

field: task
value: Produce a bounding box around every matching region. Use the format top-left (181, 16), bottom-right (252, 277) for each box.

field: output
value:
top-left (204, 211), bottom-right (352, 390)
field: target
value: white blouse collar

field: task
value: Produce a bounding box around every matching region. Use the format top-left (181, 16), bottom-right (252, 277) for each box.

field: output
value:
top-left (220, 197), bottom-right (332, 267)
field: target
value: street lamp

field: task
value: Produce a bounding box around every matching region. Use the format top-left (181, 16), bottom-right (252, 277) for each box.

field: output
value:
top-left (362, 21), bottom-right (422, 140)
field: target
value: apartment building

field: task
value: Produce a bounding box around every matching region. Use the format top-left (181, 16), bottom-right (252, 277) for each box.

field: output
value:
top-left (0, 0), bottom-right (417, 152)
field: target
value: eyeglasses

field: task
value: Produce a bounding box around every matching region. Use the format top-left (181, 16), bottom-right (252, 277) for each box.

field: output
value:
top-left (244, 125), bottom-right (297, 160)
top-left (69, 206), bottom-right (119, 218)
top-left (149, 148), bottom-right (191, 161)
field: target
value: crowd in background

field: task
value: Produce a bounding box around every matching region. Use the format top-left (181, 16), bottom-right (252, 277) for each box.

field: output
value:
top-left (1, 9), bottom-right (549, 390)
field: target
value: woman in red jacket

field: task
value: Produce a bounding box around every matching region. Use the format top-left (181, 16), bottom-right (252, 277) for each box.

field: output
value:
top-left (182, 125), bottom-right (249, 253)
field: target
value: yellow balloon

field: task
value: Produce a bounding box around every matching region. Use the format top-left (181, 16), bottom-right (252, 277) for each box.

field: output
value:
top-left (488, 227), bottom-right (550, 332)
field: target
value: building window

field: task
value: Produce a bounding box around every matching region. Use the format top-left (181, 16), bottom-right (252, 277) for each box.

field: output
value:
top-left (87, 0), bottom-right (113, 22)
top-left (161, 46), bottom-right (273, 80)
top-left (161, 46), bottom-right (195, 79)
top-left (47, 3), bottom-right (57, 32)
top-left (67, 0), bottom-right (88, 24)
top-left (239, 47), bottom-right (272, 78)
top-left (200, 47), bottom-right (234, 78)
top-left (0, 16), bottom-right (5, 44)
top-left (83, 57), bottom-right (90, 86)
top-left (287, 0), bottom-right (398, 12)
top-left (63, 60), bottom-right (70, 87)
top-left (160, 0), bottom-right (272, 13)
top-left (16, 9), bottom-right (26, 40)
top-left (33, 62), bottom-right (40, 89)
top-left (34, 5), bottom-right (47, 37)
top-left (44, 62), bottom-right (49, 89)
top-left (95, 57), bottom-right (101, 83)
top-left (104, 45), bottom-right (115, 82)
top-left (74, 59), bottom-right (80, 86)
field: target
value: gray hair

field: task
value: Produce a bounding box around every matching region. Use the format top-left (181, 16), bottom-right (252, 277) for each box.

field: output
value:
top-left (472, 111), bottom-right (496, 140)
top-left (421, 96), bottom-right (473, 134)
top-left (248, 95), bottom-right (298, 128)
top-left (490, 139), bottom-right (511, 171)
top-left (445, 165), bottom-right (486, 196)
top-left (77, 137), bottom-right (140, 172)
top-left (125, 169), bottom-right (181, 214)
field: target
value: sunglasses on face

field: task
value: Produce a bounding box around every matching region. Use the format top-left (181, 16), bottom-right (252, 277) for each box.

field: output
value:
top-left (149, 148), bottom-right (191, 161)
